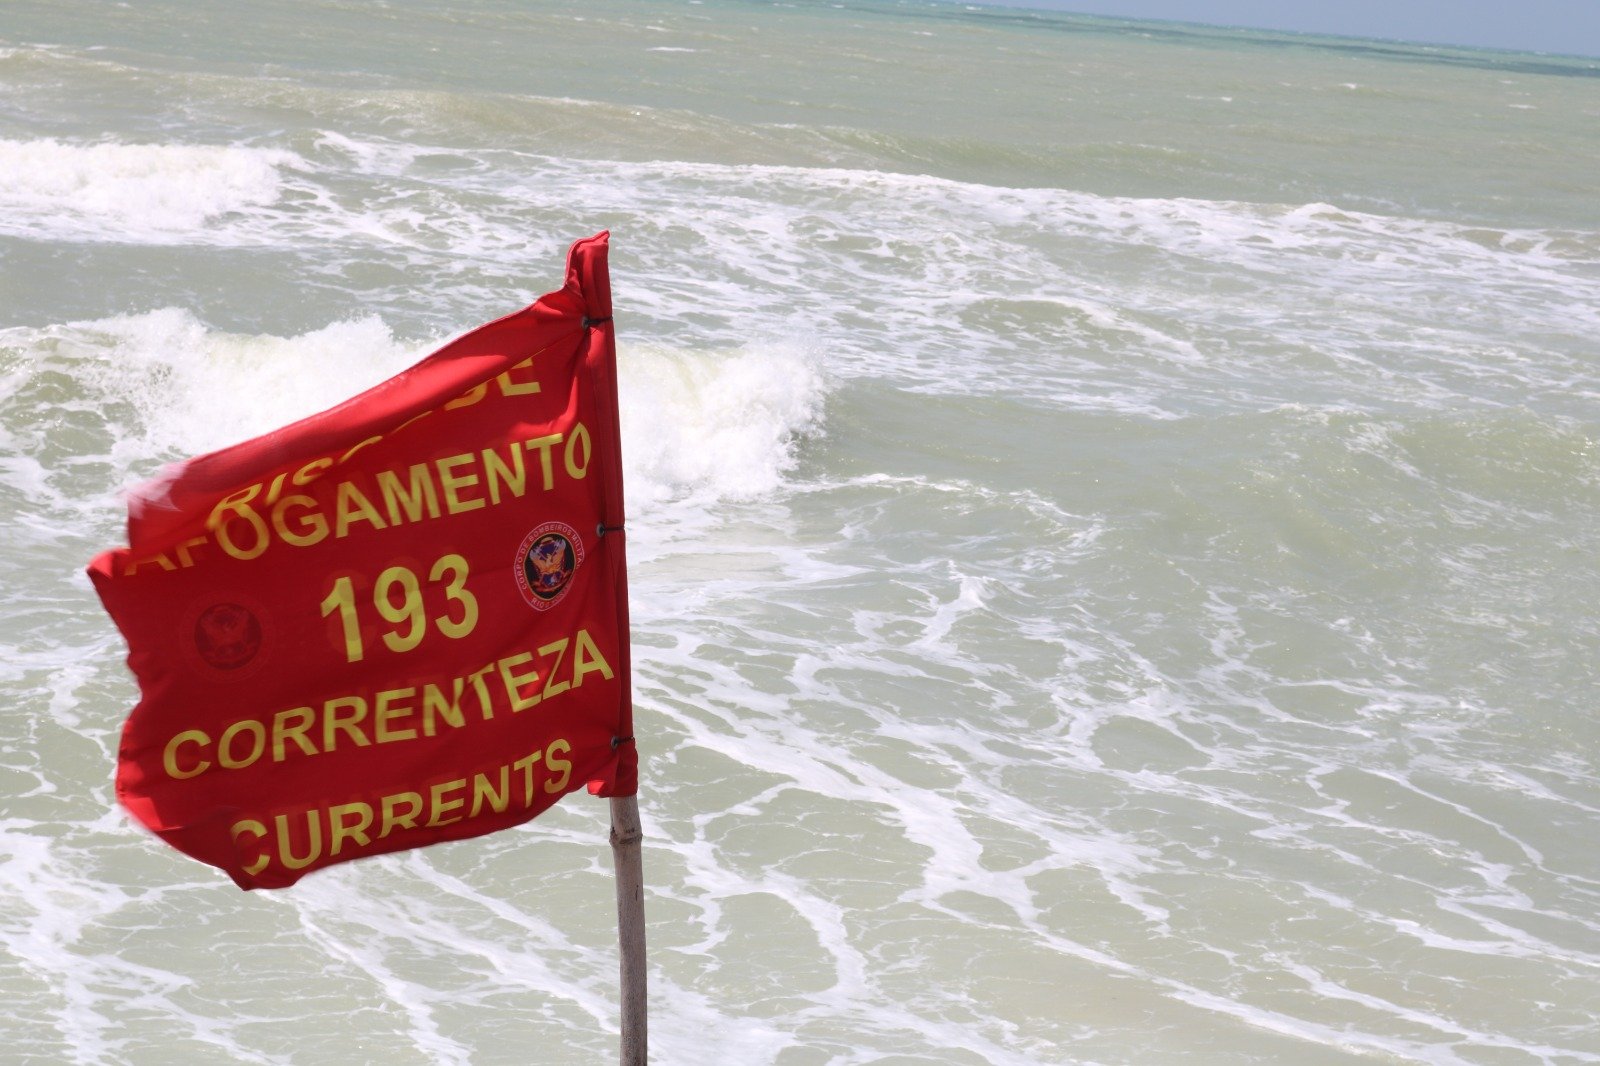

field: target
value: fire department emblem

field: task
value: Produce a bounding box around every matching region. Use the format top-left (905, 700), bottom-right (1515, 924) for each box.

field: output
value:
top-left (516, 521), bottom-right (584, 611)
top-left (192, 602), bottom-right (264, 672)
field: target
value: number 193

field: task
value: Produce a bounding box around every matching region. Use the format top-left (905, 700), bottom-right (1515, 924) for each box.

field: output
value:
top-left (319, 553), bottom-right (479, 663)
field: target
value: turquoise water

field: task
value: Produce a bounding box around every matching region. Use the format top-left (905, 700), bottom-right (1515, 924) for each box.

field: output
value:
top-left (3, 2), bottom-right (1600, 1062)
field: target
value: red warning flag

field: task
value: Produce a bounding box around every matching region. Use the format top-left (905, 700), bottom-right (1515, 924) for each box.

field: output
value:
top-left (87, 233), bottom-right (634, 890)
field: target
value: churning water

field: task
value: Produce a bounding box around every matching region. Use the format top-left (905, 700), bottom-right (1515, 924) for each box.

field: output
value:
top-left (3, 1), bottom-right (1600, 1062)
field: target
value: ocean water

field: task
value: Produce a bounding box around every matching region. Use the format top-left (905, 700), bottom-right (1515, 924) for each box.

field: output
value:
top-left (3, 1), bottom-right (1600, 1062)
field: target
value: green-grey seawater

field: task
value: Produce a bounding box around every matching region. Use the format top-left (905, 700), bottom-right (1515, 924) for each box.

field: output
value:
top-left (2, 2), bottom-right (1599, 1062)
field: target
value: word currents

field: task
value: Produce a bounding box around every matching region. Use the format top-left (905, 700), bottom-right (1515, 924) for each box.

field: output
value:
top-left (89, 233), bottom-right (636, 889)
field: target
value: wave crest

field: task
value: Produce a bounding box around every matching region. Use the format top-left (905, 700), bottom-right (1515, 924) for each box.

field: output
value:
top-left (0, 138), bottom-right (295, 241)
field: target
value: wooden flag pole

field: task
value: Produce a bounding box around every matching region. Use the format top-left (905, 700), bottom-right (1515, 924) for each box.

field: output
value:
top-left (610, 794), bottom-right (648, 1064)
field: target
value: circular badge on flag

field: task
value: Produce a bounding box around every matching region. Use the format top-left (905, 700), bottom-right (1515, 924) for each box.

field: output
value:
top-left (516, 521), bottom-right (584, 611)
top-left (183, 598), bottom-right (270, 678)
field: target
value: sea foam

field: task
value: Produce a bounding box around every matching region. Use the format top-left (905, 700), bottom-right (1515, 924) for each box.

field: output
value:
top-left (0, 138), bottom-right (297, 242)
top-left (4, 308), bottom-right (828, 534)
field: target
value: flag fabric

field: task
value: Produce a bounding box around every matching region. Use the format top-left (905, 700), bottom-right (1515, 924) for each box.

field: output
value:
top-left (87, 232), bottom-right (634, 890)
